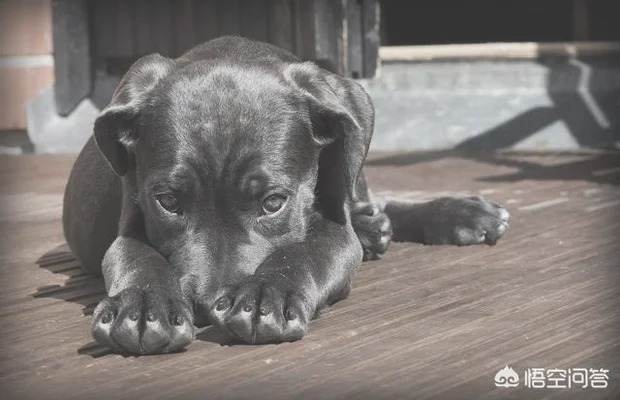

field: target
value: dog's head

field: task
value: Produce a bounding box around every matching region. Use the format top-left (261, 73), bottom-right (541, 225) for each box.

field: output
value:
top-left (93, 52), bottom-right (372, 305)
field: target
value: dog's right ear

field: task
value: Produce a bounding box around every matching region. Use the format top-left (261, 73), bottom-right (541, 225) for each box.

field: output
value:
top-left (94, 54), bottom-right (175, 176)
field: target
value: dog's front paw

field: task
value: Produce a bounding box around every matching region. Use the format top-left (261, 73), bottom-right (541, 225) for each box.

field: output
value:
top-left (351, 202), bottom-right (393, 260)
top-left (91, 287), bottom-right (194, 355)
top-left (424, 196), bottom-right (510, 246)
top-left (210, 276), bottom-right (311, 344)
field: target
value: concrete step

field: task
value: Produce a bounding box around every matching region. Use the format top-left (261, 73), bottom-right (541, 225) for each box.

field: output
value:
top-left (363, 58), bottom-right (620, 151)
top-left (26, 57), bottom-right (620, 153)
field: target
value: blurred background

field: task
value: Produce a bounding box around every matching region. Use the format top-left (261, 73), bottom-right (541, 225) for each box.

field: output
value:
top-left (0, 0), bottom-right (619, 154)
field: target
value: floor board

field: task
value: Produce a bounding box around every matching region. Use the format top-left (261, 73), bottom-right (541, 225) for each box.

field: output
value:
top-left (0, 150), bottom-right (619, 399)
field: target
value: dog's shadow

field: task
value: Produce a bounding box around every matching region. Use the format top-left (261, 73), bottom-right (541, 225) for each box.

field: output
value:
top-left (34, 244), bottom-right (236, 358)
top-left (34, 244), bottom-right (104, 314)
top-left (34, 244), bottom-right (117, 357)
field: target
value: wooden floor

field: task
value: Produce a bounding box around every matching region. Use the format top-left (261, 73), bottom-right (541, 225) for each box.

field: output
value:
top-left (0, 150), bottom-right (619, 400)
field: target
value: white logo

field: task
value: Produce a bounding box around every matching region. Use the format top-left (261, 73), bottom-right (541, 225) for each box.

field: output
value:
top-left (495, 366), bottom-right (520, 388)
top-left (493, 366), bottom-right (610, 389)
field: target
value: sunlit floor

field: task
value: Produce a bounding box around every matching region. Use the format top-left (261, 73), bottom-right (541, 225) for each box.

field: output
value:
top-left (1, 150), bottom-right (619, 400)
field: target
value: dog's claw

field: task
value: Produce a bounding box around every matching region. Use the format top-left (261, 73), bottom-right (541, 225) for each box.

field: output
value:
top-left (422, 196), bottom-right (510, 246)
top-left (91, 287), bottom-right (194, 355)
top-left (210, 276), bottom-right (309, 344)
top-left (352, 202), bottom-right (393, 260)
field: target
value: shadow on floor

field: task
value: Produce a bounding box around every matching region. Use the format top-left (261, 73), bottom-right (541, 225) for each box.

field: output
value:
top-left (33, 244), bottom-right (111, 357)
top-left (33, 244), bottom-right (233, 357)
top-left (33, 244), bottom-right (105, 316)
top-left (366, 150), bottom-right (620, 187)
top-left (455, 56), bottom-right (620, 151)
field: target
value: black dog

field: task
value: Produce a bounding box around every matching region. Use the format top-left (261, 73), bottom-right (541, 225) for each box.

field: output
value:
top-left (63, 36), bottom-right (509, 355)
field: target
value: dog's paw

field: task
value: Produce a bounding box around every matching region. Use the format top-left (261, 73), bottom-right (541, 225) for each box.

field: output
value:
top-left (423, 196), bottom-right (510, 246)
top-left (91, 287), bottom-right (194, 355)
top-left (210, 276), bottom-right (311, 344)
top-left (351, 202), bottom-right (393, 260)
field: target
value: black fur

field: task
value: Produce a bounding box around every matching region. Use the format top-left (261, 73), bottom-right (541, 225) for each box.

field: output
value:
top-left (62, 36), bottom-right (510, 354)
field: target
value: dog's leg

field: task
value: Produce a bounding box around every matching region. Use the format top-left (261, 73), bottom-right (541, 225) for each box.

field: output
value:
top-left (90, 235), bottom-right (195, 355)
top-left (63, 138), bottom-right (194, 354)
top-left (351, 201), bottom-right (393, 260)
top-left (208, 217), bottom-right (361, 344)
top-left (382, 196), bottom-right (510, 246)
top-left (350, 172), bottom-right (393, 260)
top-left (63, 137), bottom-right (121, 275)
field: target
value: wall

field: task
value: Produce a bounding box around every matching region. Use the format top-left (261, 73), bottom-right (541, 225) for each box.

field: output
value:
top-left (363, 52), bottom-right (620, 151)
top-left (0, 0), bottom-right (54, 131)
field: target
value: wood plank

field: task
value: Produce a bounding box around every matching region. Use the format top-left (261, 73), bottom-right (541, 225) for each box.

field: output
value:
top-left (0, 150), bottom-right (619, 399)
top-left (172, 0), bottom-right (196, 56)
top-left (380, 41), bottom-right (620, 61)
top-left (311, 0), bottom-right (346, 75)
top-left (151, 0), bottom-right (174, 56)
top-left (131, 0), bottom-right (154, 56)
top-left (240, 0), bottom-right (269, 42)
top-left (361, 0), bottom-right (380, 78)
top-left (192, 0), bottom-right (219, 45)
top-left (268, 0), bottom-right (294, 52)
top-left (293, 0), bottom-right (315, 61)
top-left (216, 0), bottom-right (241, 37)
top-left (346, 0), bottom-right (363, 78)
top-left (91, 0), bottom-right (117, 61)
top-left (51, 0), bottom-right (91, 116)
top-left (114, 0), bottom-right (135, 58)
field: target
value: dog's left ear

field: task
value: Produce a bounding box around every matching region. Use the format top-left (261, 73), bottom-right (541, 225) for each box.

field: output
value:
top-left (284, 62), bottom-right (373, 209)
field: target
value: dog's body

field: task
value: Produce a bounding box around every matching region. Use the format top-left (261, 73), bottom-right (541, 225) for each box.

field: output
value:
top-left (63, 36), bottom-right (509, 355)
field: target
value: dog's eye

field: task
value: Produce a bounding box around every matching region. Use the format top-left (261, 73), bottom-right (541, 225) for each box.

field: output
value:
top-left (156, 193), bottom-right (180, 214)
top-left (262, 194), bottom-right (287, 214)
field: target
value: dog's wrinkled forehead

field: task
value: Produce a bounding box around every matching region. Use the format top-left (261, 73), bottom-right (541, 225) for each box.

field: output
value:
top-left (139, 64), bottom-right (316, 179)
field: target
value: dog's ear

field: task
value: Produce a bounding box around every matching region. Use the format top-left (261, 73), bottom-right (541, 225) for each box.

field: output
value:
top-left (94, 54), bottom-right (175, 176)
top-left (284, 62), bottom-right (373, 210)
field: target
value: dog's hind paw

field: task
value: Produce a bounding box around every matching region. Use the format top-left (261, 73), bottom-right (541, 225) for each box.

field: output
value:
top-left (91, 287), bottom-right (194, 355)
top-left (422, 196), bottom-right (510, 246)
top-left (351, 202), bottom-right (393, 260)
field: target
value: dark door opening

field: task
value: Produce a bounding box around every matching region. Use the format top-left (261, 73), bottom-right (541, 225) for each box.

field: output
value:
top-left (381, 0), bottom-right (620, 46)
